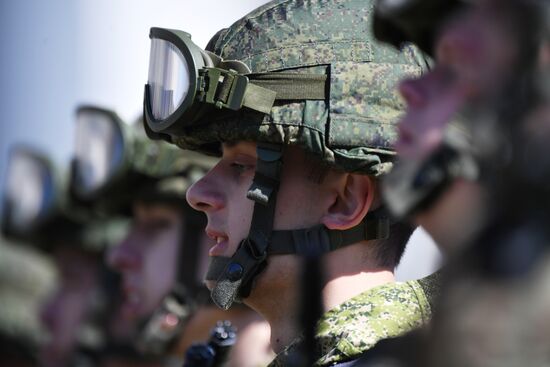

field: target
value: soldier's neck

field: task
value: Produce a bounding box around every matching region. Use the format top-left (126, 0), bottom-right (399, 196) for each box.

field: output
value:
top-left (252, 243), bottom-right (395, 354)
top-left (264, 302), bottom-right (301, 354)
top-left (321, 242), bottom-right (395, 310)
top-left (322, 269), bottom-right (395, 311)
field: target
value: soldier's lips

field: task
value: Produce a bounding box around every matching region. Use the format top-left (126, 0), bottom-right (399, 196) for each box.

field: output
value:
top-left (206, 229), bottom-right (229, 256)
top-left (209, 240), bottom-right (229, 256)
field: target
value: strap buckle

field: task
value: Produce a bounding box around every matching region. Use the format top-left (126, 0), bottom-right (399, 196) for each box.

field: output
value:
top-left (199, 67), bottom-right (249, 110)
top-left (243, 237), bottom-right (267, 261)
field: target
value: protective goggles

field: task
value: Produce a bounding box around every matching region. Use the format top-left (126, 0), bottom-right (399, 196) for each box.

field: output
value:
top-left (144, 27), bottom-right (327, 137)
top-left (2, 148), bottom-right (56, 234)
top-left (72, 106), bottom-right (126, 200)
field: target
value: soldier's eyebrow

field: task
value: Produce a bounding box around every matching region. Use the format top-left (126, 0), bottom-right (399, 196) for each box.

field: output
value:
top-left (222, 142), bottom-right (257, 157)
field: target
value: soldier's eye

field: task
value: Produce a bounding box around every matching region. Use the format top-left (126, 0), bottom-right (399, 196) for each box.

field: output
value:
top-left (230, 162), bottom-right (252, 174)
top-left (137, 219), bottom-right (173, 236)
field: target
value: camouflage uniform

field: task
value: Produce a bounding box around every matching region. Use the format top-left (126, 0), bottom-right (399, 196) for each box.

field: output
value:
top-left (269, 278), bottom-right (432, 366)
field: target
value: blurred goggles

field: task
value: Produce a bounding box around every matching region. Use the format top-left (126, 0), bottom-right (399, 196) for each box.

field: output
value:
top-left (144, 27), bottom-right (328, 136)
top-left (72, 106), bottom-right (126, 200)
top-left (3, 148), bottom-right (55, 233)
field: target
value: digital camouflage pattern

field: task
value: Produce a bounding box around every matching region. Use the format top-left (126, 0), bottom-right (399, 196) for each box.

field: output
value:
top-left (109, 118), bottom-right (217, 206)
top-left (173, 0), bottom-right (427, 176)
top-left (132, 145), bottom-right (216, 208)
top-left (78, 217), bottom-right (130, 253)
top-left (269, 279), bottom-right (432, 366)
top-left (129, 119), bottom-right (216, 180)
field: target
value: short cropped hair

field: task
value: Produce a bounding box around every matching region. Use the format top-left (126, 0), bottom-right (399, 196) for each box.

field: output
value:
top-left (366, 220), bottom-right (416, 269)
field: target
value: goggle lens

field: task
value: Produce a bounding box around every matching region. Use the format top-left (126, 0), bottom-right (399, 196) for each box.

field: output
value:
top-left (147, 38), bottom-right (190, 121)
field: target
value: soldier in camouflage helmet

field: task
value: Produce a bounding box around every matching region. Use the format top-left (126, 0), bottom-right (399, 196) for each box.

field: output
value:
top-left (1, 145), bottom-right (129, 367)
top-left (375, 0), bottom-right (545, 251)
top-left (346, 1), bottom-right (550, 366)
top-left (142, 0), bottom-right (438, 365)
top-left (105, 159), bottom-right (274, 366)
top-left (420, 2), bottom-right (550, 366)
top-left (73, 107), bottom-right (275, 366)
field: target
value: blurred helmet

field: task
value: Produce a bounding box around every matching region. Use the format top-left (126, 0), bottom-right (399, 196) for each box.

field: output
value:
top-left (71, 105), bottom-right (216, 215)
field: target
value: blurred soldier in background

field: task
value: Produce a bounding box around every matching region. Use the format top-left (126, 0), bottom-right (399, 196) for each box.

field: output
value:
top-left (0, 237), bottom-right (55, 367)
top-left (71, 106), bottom-right (273, 366)
top-left (340, 0), bottom-right (550, 366)
top-left (142, 0), bottom-right (441, 365)
top-left (424, 2), bottom-right (550, 366)
top-left (1, 146), bottom-right (129, 367)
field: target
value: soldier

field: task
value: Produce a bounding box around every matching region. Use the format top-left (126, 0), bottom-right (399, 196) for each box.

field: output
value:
top-left (378, 0), bottom-right (539, 251)
top-left (105, 159), bottom-right (274, 366)
top-left (141, 0), bottom-right (438, 365)
top-left (374, 0), bottom-right (550, 276)
top-left (419, 2), bottom-right (550, 366)
top-left (71, 106), bottom-right (273, 366)
top-left (1, 146), bottom-right (129, 367)
top-left (344, 0), bottom-right (550, 366)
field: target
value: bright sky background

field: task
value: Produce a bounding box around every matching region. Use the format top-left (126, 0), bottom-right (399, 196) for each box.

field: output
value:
top-left (0, 0), bottom-right (441, 280)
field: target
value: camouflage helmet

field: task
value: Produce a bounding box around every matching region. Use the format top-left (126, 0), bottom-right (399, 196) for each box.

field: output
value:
top-left (71, 105), bottom-right (216, 214)
top-left (2, 145), bottom-right (82, 242)
top-left (131, 149), bottom-right (216, 209)
top-left (172, 0), bottom-right (428, 176)
top-left (1, 145), bottom-right (129, 254)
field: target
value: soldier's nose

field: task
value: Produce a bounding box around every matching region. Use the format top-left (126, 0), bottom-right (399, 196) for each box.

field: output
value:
top-left (186, 167), bottom-right (225, 213)
top-left (107, 237), bottom-right (142, 271)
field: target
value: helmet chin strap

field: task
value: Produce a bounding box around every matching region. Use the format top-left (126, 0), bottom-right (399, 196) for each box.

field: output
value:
top-left (209, 142), bottom-right (283, 310)
top-left (207, 143), bottom-right (391, 310)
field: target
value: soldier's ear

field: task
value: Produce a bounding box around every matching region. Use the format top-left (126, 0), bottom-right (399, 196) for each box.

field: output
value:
top-left (321, 173), bottom-right (375, 230)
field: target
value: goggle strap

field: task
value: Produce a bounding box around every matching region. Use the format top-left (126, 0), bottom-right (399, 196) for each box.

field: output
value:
top-left (243, 83), bottom-right (277, 114)
top-left (203, 69), bottom-right (327, 114)
top-left (249, 72), bottom-right (327, 100)
top-left (242, 72), bottom-right (327, 114)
